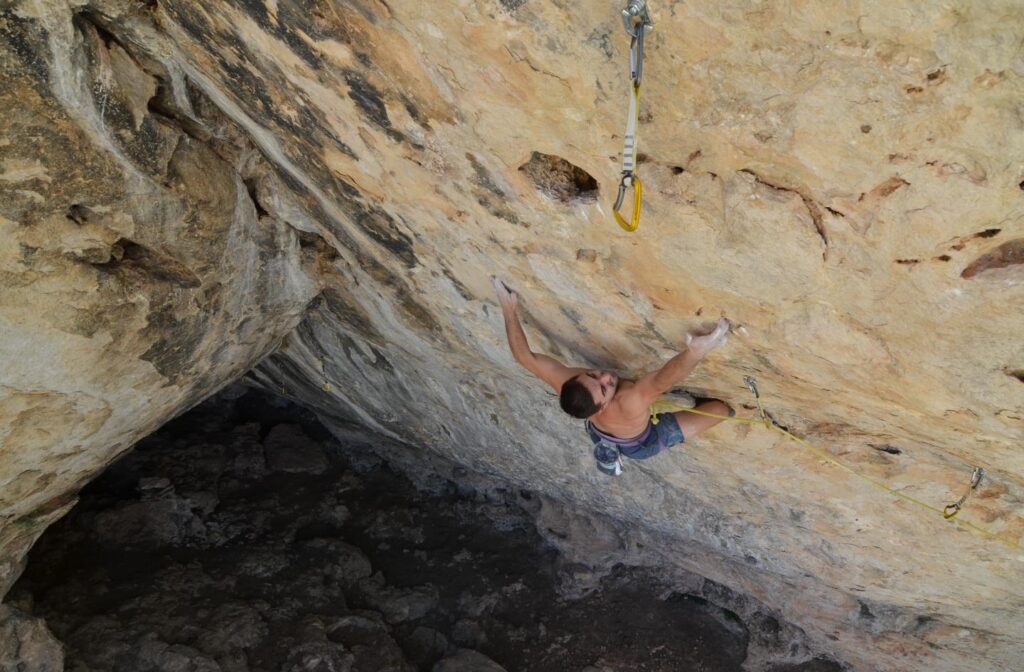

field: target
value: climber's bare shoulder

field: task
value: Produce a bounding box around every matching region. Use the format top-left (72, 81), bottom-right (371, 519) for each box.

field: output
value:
top-left (607, 380), bottom-right (652, 419)
top-left (611, 379), bottom-right (646, 406)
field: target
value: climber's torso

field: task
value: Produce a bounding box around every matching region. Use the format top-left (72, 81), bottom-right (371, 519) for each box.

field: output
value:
top-left (589, 379), bottom-right (653, 439)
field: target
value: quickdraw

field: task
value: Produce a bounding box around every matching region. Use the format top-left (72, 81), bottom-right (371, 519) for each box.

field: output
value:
top-left (944, 467), bottom-right (984, 519)
top-left (743, 375), bottom-right (769, 427)
top-left (648, 377), bottom-right (1013, 547)
top-left (612, 0), bottom-right (653, 232)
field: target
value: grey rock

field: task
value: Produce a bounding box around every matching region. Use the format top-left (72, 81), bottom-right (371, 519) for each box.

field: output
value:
top-left (235, 551), bottom-right (292, 579)
top-left (0, 605), bottom-right (63, 672)
top-left (136, 637), bottom-right (222, 672)
top-left (194, 602), bottom-right (268, 655)
top-left (138, 477), bottom-right (174, 497)
top-left (324, 613), bottom-right (389, 646)
top-left (92, 498), bottom-right (206, 550)
top-left (320, 503), bottom-right (351, 527)
top-left (357, 575), bottom-right (438, 624)
top-left (264, 425), bottom-right (328, 474)
top-left (401, 626), bottom-right (448, 669)
top-left (282, 640), bottom-right (353, 672)
top-left (451, 619), bottom-right (486, 649)
top-left (232, 449), bottom-right (268, 479)
top-left (431, 649), bottom-right (507, 672)
top-left (303, 540), bottom-right (372, 586)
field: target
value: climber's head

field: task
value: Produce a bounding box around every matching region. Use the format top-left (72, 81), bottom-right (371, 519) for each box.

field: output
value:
top-left (559, 370), bottom-right (618, 418)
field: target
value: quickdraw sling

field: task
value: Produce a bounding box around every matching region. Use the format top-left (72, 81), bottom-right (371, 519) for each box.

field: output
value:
top-left (613, 0), bottom-right (653, 232)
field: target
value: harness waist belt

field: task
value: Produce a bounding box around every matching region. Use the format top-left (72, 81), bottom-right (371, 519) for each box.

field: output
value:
top-left (587, 421), bottom-right (652, 447)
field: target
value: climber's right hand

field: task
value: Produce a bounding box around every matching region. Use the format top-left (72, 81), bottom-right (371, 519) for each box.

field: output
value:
top-left (686, 317), bottom-right (731, 358)
top-left (492, 276), bottom-right (518, 313)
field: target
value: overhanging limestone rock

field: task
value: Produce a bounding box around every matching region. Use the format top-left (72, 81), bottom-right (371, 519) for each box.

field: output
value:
top-left (0, 0), bottom-right (325, 592)
top-left (2, 1), bottom-right (1024, 670)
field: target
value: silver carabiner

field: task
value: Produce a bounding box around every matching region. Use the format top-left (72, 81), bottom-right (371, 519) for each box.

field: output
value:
top-left (621, 0), bottom-right (654, 35)
top-left (629, 21), bottom-right (645, 83)
top-left (613, 173), bottom-right (633, 212)
top-left (623, 1), bottom-right (652, 83)
top-left (743, 375), bottom-right (760, 399)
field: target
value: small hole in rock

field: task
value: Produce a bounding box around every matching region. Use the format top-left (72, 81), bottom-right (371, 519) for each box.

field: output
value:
top-left (1007, 370), bottom-right (1024, 384)
top-left (1019, 180), bottom-right (1024, 191)
top-left (860, 124), bottom-right (872, 134)
top-left (870, 444), bottom-right (902, 455)
top-left (244, 179), bottom-right (270, 219)
top-left (961, 239), bottom-right (1024, 278)
top-left (976, 228), bottom-right (1001, 239)
top-left (936, 255), bottom-right (951, 262)
top-left (66, 204), bottom-right (92, 225)
top-left (519, 152), bottom-right (599, 203)
top-left (671, 166), bottom-right (685, 175)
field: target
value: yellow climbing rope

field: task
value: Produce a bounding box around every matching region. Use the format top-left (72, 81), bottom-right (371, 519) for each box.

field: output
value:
top-left (650, 379), bottom-right (1017, 549)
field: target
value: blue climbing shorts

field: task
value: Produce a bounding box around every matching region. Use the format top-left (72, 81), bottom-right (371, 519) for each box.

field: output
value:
top-left (586, 413), bottom-right (686, 460)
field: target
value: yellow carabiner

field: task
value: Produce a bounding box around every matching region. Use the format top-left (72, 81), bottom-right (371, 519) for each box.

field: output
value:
top-left (613, 175), bottom-right (643, 232)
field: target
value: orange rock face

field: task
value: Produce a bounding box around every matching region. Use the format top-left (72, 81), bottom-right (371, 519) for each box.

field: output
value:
top-left (2, 1), bottom-right (1023, 670)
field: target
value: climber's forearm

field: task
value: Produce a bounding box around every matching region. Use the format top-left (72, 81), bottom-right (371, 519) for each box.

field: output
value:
top-left (637, 348), bottom-right (702, 397)
top-left (501, 307), bottom-right (536, 366)
top-left (498, 304), bottom-right (581, 392)
top-left (658, 349), bottom-right (702, 386)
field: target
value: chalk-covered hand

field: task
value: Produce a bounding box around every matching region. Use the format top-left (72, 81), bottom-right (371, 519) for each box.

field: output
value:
top-left (686, 317), bottom-right (731, 358)
top-left (492, 276), bottom-right (518, 313)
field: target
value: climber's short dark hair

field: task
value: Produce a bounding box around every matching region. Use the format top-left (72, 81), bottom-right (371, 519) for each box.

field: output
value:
top-left (559, 375), bottom-right (600, 419)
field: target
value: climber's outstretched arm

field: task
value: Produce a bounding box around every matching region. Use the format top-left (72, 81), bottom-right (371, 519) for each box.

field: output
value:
top-left (493, 278), bottom-right (585, 392)
top-left (632, 349), bottom-right (703, 401)
top-left (631, 318), bottom-right (731, 403)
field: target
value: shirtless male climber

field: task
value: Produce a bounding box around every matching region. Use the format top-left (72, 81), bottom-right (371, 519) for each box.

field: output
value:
top-left (492, 277), bottom-right (733, 475)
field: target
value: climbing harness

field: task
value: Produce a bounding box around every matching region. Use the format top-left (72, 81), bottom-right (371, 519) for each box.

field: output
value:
top-left (650, 390), bottom-right (694, 424)
top-left (944, 467), bottom-right (984, 519)
top-left (612, 0), bottom-right (654, 232)
top-left (647, 377), bottom-right (1015, 548)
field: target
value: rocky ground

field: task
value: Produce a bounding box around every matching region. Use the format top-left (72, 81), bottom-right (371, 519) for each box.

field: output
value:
top-left (10, 389), bottom-right (843, 672)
